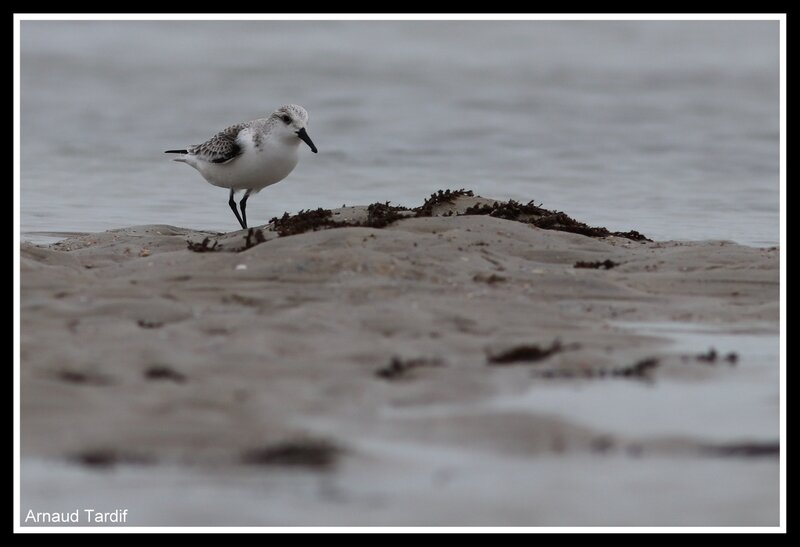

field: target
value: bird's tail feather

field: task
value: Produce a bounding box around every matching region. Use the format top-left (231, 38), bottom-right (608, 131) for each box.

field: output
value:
top-left (164, 149), bottom-right (188, 154)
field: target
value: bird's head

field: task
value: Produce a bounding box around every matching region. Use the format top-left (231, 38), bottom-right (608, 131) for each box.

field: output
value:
top-left (272, 104), bottom-right (317, 153)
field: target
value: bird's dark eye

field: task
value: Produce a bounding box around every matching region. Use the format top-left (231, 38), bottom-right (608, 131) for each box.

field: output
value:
top-left (281, 115), bottom-right (292, 124)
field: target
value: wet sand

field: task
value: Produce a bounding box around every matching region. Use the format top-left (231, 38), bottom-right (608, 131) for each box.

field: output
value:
top-left (19, 194), bottom-right (780, 526)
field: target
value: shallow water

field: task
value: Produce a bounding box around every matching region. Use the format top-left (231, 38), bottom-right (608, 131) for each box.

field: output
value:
top-left (20, 21), bottom-right (779, 245)
top-left (21, 453), bottom-right (778, 526)
top-left (489, 321), bottom-right (779, 442)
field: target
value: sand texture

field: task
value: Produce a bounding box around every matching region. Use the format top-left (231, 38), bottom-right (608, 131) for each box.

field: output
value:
top-left (20, 194), bottom-right (780, 526)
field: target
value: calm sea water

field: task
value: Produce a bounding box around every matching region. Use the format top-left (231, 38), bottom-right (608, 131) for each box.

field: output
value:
top-left (20, 21), bottom-right (779, 246)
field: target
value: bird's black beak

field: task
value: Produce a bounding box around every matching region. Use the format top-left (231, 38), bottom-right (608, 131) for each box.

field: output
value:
top-left (296, 127), bottom-right (318, 153)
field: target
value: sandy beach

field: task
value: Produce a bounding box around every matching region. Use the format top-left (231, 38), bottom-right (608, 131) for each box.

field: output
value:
top-left (20, 193), bottom-right (780, 526)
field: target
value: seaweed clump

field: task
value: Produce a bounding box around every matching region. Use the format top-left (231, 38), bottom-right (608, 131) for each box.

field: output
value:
top-left (264, 188), bottom-right (649, 242)
top-left (186, 237), bottom-right (220, 252)
top-left (187, 229), bottom-right (269, 253)
top-left (241, 439), bottom-right (342, 469)
top-left (55, 369), bottom-right (112, 386)
top-left (701, 442), bottom-right (779, 458)
top-left (143, 365), bottom-right (187, 384)
top-left (536, 357), bottom-right (661, 380)
top-left (487, 340), bottom-right (565, 365)
top-left (269, 208), bottom-right (340, 237)
top-left (574, 259), bottom-right (618, 270)
top-left (361, 202), bottom-right (411, 228)
top-left (70, 449), bottom-right (153, 469)
top-left (415, 189), bottom-right (475, 217)
top-left (464, 201), bottom-right (650, 242)
top-left (692, 348), bottom-right (739, 365)
top-left (463, 199), bottom-right (547, 221)
top-left (375, 357), bottom-right (444, 380)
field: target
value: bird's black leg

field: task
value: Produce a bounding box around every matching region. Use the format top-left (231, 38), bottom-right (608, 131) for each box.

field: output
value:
top-left (239, 189), bottom-right (252, 229)
top-left (228, 189), bottom-right (246, 230)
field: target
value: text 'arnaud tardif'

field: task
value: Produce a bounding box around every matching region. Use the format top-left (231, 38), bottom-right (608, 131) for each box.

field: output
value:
top-left (25, 509), bottom-right (128, 524)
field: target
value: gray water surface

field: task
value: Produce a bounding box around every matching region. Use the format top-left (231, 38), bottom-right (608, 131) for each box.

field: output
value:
top-left (20, 21), bottom-right (779, 246)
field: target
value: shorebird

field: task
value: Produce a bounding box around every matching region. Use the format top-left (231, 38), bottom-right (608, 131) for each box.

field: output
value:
top-left (165, 104), bottom-right (317, 229)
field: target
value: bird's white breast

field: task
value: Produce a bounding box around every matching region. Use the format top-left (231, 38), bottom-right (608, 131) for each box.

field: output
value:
top-left (192, 128), bottom-right (300, 191)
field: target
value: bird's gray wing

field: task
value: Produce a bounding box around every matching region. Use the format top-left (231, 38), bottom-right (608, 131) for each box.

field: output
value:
top-left (188, 122), bottom-right (249, 164)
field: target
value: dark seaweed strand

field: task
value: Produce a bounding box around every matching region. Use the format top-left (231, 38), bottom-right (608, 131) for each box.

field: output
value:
top-left (462, 200), bottom-right (651, 242)
top-left (268, 208), bottom-right (340, 237)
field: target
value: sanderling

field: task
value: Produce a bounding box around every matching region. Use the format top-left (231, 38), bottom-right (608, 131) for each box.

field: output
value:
top-left (165, 104), bottom-right (317, 230)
